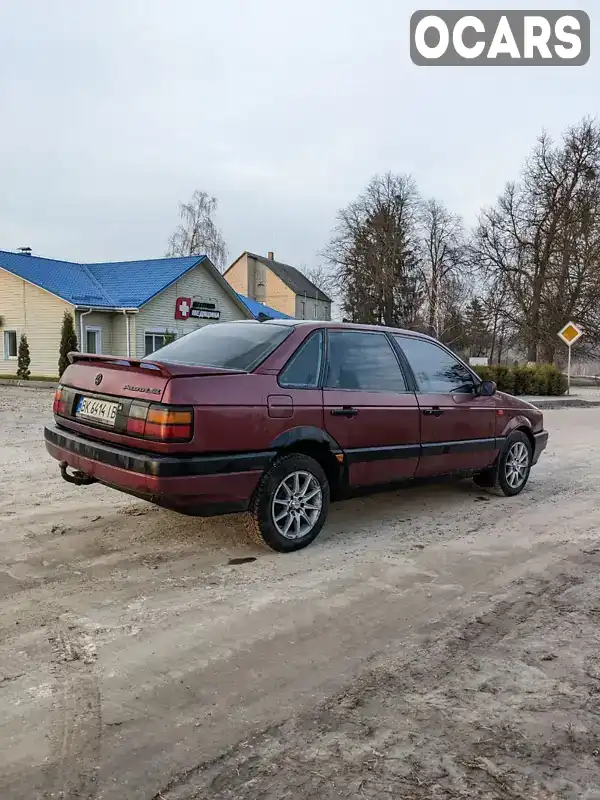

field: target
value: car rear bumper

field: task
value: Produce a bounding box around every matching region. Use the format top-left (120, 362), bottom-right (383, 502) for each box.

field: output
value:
top-left (532, 430), bottom-right (549, 465)
top-left (44, 424), bottom-right (274, 516)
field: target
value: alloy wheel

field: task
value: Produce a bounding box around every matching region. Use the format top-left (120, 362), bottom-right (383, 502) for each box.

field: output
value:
top-left (505, 441), bottom-right (530, 489)
top-left (271, 471), bottom-right (323, 540)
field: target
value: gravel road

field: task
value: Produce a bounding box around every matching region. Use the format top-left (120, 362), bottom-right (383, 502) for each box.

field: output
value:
top-left (1, 386), bottom-right (600, 800)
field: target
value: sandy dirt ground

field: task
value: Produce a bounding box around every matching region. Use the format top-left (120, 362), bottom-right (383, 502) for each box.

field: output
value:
top-left (1, 386), bottom-right (600, 800)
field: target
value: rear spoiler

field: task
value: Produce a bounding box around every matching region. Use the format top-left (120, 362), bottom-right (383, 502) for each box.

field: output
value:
top-left (68, 352), bottom-right (174, 377)
top-left (67, 352), bottom-right (246, 378)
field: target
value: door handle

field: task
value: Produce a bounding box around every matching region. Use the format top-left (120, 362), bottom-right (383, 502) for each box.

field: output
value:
top-left (423, 406), bottom-right (444, 417)
top-left (331, 406), bottom-right (359, 418)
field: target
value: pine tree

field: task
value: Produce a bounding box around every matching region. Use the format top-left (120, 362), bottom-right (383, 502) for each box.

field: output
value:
top-left (58, 311), bottom-right (78, 377)
top-left (465, 298), bottom-right (491, 357)
top-left (17, 333), bottom-right (31, 379)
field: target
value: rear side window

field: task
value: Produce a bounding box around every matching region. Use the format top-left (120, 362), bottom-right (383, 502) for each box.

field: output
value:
top-left (279, 331), bottom-right (323, 388)
top-left (395, 335), bottom-right (475, 393)
top-left (324, 331), bottom-right (408, 393)
top-left (144, 322), bottom-right (292, 371)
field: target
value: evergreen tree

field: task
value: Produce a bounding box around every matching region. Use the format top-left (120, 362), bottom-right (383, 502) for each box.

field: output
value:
top-left (17, 333), bottom-right (31, 379)
top-left (465, 298), bottom-right (491, 357)
top-left (58, 311), bottom-right (78, 377)
top-left (324, 172), bottom-right (424, 328)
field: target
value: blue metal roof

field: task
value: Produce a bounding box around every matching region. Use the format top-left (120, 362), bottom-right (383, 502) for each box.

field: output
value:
top-left (236, 293), bottom-right (292, 320)
top-left (0, 249), bottom-right (293, 320)
top-left (0, 250), bottom-right (213, 308)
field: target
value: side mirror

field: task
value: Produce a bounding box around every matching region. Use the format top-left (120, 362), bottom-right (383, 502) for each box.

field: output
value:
top-left (478, 380), bottom-right (497, 397)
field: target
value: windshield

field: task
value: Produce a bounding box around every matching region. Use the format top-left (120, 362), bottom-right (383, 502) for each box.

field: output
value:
top-left (143, 321), bottom-right (293, 371)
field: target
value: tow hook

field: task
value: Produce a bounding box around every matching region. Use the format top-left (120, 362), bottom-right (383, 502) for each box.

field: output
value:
top-left (59, 461), bottom-right (97, 486)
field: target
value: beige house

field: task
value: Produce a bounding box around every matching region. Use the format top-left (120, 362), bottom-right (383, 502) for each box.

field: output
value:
top-left (0, 249), bottom-right (275, 378)
top-left (224, 251), bottom-right (332, 321)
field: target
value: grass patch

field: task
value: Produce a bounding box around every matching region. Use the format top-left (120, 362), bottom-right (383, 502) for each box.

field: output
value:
top-left (0, 374), bottom-right (58, 382)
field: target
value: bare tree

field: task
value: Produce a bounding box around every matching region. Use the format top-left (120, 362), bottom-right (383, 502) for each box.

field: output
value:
top-left (472, 118), bottom-right (600, 363)
top-left (299, 264), bottom-right (338, 301)
top-left (167, 190), bottom-right (228, 272)
top-left (417, 198), bottom-right (466, 338)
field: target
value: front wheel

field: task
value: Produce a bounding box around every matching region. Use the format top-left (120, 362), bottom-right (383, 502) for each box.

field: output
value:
top-left (245, 453), bottom-right (330, 552)
top-left (475, 431), bottom-right (533, 497)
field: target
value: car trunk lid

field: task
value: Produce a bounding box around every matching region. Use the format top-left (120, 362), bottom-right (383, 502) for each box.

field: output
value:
top-left (54, 354), bottom-right (247, 445)
top-left (63, 354), bottom-right (244, 401)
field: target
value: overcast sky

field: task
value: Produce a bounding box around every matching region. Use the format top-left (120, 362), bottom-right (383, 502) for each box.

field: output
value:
top-left (0, 0), bottom-right (597, 269)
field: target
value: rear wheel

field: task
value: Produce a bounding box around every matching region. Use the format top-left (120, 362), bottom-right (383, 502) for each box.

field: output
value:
top-left (245, 453), bottom-right (330, 552)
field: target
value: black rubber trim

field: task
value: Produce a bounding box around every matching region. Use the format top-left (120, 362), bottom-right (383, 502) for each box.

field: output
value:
top-left (345, 444), bottom-right (421, 464)
top-left (45, 424), bottom-right (275, 478)
top-left (270, 426), bottom-right (343, 453)
top-left (88, 481), bottom-right (249, 516)
top-left (532, 430), bottom-right (549, 464)
top-left (346, 438), bottom-right (501, 464)
top-left (421, 437), bottom-right (499, 457)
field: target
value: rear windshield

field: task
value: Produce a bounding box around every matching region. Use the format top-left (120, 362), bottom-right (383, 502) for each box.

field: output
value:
top-left (143, 322), bottom-right (292, 371)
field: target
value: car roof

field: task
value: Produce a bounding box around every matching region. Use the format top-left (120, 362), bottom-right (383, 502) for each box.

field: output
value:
top-left (258, 318), bottom-right (438, 342)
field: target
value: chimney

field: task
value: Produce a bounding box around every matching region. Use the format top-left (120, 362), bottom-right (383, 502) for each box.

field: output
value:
top-left (267, 251), bottom-right (274, 261)
top-left (18, 247), bottom-right (32, 256)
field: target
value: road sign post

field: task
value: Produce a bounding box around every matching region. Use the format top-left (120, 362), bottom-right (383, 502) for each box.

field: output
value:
top-left (557, 322), bottom-right (583, 395)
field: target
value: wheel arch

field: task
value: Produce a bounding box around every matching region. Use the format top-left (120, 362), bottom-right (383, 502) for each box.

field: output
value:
top-left (514, 425), bottom-right (535, 452)
top-left (270, 427), bottom-right (345, 496)
top-left (500, 415), bottom-right (535, 448)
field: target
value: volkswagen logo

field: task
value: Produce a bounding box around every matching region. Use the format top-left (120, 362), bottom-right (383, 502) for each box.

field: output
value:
top-left (94, 373), bottom-right (103, 386)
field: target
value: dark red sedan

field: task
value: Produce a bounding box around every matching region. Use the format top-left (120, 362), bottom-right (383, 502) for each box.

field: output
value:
top-left (45, 321), bottom-right (548, 552)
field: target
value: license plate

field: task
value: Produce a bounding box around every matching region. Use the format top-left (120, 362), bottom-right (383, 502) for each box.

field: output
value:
top-left (76, 396), bottom-right (119, 426)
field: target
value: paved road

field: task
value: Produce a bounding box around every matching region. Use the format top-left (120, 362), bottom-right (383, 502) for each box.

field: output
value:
top-left (1, 387), bottom-right (600, 799)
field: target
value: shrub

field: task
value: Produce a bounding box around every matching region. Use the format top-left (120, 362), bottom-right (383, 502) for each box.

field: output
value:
top-left (17, 334), bottom-right (31, 379)
top-left (472, 363), bottom-right (566, 396)
top-left (58, 311), bottom-right (78, 378)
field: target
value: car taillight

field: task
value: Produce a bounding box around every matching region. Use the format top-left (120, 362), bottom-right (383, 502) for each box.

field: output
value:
top-left (53, 386), bottom-right (66, 416)
top-left (126, 404), bottom-right (193, 442)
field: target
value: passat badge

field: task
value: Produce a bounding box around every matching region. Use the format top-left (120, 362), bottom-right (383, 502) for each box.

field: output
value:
top-left (94, 373), bottom-right (103, 386)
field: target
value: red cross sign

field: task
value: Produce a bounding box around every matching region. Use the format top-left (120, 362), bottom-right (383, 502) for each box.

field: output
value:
top-left (175, 297), bottom-right (192, 320)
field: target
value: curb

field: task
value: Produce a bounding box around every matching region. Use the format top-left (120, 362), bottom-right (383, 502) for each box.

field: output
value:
top-left (524, 397), bottom-right (600, 409)
top-left (0, 379), bottom-right (58, 390)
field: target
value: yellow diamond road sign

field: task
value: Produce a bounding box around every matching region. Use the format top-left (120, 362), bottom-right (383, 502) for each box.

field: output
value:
top-left (558, 321), bottom-right (583, 346)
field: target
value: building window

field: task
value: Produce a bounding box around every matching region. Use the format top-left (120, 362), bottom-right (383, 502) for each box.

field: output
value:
top-left (85, 327), bottom-right (102, 355)
top-left (313, 303), bottom-right (318, 319)
top-left (3, 330), bottom-right (18, 359)
top-left (300, 301), bottom-right (305, 319)
top-left (145, 332), bottom-right (166, 356)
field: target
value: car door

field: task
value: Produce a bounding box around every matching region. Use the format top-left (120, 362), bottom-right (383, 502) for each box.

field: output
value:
top-left (323, 329), bottom-right (420, 487)
top-left (393, 335), bottom-right (498, 477)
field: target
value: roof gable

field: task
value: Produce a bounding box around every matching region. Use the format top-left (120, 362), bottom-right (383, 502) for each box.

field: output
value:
top-left (244, 252), bottom-right (332, 303)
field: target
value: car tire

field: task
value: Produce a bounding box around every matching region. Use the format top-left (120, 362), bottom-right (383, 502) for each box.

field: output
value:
top-left (245, 453), bottom-right (330, 552)
top-left (475, 431), bottom-right (533, 497)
